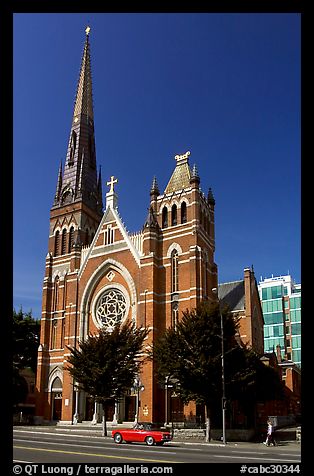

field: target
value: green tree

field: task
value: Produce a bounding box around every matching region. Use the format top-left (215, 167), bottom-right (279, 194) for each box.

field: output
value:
top-left (13, 308), bottom-right (40, 407)
top-left (66, 321), bottom-right (149, 436)
top-left (13, 308), bottom-right (40, 373)
top-left (152, 301), bottom-right (284, 441)
top-left (152, 301), bottom-right (239, 441)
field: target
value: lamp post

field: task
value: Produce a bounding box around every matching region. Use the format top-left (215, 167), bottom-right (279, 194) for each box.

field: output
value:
top-left (73, 383), bottom-right (80, 424)
top-left (133, 378), bottom-right (144, 423)
top-left (212, 287), bottom-right (227, 445)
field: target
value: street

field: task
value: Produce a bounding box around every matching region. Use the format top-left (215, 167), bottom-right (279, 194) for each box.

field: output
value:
top-left (13, 428), bottom-right (301, 465)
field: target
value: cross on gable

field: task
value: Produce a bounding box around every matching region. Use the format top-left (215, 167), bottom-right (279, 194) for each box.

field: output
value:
top-left (106, 175), bottom-right (118, 193)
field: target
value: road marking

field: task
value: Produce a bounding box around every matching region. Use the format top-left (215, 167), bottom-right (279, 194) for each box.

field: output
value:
top-left (214, 454), bottom-right (301, 463)
top-left (14, 446), bottom-right (183, 464)
top-left (14, 438), bottom-right (177, 456)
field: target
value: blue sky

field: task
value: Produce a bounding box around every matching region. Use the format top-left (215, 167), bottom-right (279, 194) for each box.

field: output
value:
top-left (13, 13), bottom-right (301, 318)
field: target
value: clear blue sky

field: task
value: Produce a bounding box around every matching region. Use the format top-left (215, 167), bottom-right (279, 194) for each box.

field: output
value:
top-left (13, 13), bottom-right (301, 319)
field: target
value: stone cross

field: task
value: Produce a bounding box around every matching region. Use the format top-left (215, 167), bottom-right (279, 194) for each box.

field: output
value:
top-left (107, 176), bottom-right (118, 193)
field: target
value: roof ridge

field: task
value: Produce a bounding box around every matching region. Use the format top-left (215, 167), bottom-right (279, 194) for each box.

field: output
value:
top-left (219, 279), bottom-right (244, 286)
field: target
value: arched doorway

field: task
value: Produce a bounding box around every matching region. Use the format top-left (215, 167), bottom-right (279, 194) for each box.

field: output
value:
top-left (51, 377), bottom-right (63, 421)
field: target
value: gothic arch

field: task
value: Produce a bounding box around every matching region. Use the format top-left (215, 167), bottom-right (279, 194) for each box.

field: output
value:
top-left (80, 258), bottom-right (138, 340)
top-left (48, 366), bottom-right (63, 392)
top-left (166, 242), bottom-right (183, 258)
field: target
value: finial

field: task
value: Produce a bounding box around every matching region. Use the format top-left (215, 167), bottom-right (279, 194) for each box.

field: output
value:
top-left (85, 25), bottom-right (91, 36)
top-left (175, 151), bottom-right (190, 163)
top-left (150, 176), bottom-right (160, 196)
top-left (106, 175), bottom-right (118, 194)
top-left (191, 163), bottom-right (199, 178)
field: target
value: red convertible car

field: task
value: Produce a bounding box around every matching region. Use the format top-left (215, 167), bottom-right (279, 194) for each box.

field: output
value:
top-left (112, 422), bottom-right (172, 446)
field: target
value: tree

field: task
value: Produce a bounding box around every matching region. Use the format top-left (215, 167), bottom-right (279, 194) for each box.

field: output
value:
top-left (66, 321), bottom-right (149, 436)
top-left (152, 301), bottom-right (239, 441)
top-left (13, 308), bottom-right (40, 373)
top-left (152, 301), bottom-right (284, 442)
top-left (13, 308), bottom-right (40, 408)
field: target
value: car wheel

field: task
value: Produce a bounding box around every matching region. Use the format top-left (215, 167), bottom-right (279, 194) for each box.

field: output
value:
top-left (145, 436), bottom-right (155, 446)
top-left (114, 433), bottom-right (123, 444)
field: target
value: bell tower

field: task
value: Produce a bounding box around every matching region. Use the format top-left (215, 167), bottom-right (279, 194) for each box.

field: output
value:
top-left (36, 27), bottom-right (103, 422)
top-left (49, 26), bottom-right (103, 258)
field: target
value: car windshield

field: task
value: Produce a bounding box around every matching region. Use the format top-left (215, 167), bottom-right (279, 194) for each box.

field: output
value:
top-left (133, 422), bottom-right (166, 431)
top-left (134, 423), bottom-right (152, 430)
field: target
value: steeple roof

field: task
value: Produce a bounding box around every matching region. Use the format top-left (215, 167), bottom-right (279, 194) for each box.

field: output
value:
top-left (73, 29), bottom-right (94, 121)
top-left (52, 27), bottom-right (102, 214)
top-left (164, 151), bottom-right (192, 194)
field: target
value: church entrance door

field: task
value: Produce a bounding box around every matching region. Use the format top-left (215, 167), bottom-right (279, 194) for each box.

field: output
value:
top-left (52, 392), bottom-right (62, 421)
top-left (124, 396), bottom-right (136, 421)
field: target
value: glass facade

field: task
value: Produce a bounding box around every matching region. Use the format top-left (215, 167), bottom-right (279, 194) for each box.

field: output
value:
top-left (259, 275), bottom-right (301, 367)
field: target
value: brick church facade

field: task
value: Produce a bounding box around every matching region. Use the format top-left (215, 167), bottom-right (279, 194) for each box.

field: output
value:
top-left (35, 29), bottom-right (219, 424)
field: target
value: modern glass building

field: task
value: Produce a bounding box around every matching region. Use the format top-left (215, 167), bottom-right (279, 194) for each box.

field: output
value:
top-left (258, 275), bottom-right (301, 367)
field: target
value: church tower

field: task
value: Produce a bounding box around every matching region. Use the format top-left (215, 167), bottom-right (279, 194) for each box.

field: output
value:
top-left (36, 28), bottom-right (103, 422)
top-left (50, 26), bottom-right (103, 255)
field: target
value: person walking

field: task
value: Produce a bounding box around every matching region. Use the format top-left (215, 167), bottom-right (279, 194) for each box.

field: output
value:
top-left (264, 419), bottom-right (276, 446)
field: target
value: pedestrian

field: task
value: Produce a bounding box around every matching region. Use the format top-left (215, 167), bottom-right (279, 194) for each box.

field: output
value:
top-left (264, 419), bottom-right (276, 446)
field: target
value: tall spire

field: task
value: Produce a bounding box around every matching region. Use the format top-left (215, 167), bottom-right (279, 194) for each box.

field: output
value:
top-left (52, 27), bottom-right (102, 214)
top-left (73, 26), bottom-right (94, 121)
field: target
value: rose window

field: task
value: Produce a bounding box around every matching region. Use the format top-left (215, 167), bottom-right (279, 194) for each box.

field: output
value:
top-left (95, 288), bottom-right (127, 330)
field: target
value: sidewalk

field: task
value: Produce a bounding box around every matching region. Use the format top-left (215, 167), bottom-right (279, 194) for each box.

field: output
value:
top-left (13, 423), bottom-right (301, 449)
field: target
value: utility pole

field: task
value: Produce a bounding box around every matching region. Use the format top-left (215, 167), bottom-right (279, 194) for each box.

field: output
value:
top-left (212, 287), bottom-right (227, 444)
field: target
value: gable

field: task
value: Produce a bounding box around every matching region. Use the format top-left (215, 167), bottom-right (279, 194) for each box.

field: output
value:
top-left (79, 204), bottom-right (142, 277)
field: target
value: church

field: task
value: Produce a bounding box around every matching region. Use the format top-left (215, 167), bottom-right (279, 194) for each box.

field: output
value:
top-left (35, 28), bottom-right (220, 425)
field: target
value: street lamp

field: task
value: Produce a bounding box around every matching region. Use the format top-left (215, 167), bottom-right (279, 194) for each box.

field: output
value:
top-left (212, 287), bottom-right (227, 445)
top-left (73, 383), bottom-right (80, 424)
top-left (133, 378), bottom-right (144, 423)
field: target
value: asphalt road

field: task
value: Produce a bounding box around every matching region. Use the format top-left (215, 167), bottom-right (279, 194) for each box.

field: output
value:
top-left (13, 428), bottom-right (301, 465)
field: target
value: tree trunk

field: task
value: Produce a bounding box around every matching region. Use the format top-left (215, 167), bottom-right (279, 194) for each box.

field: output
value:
top-left (102, 403), bottom-right (107, 437)
top-left (205, 404), bottom-right (211, 442)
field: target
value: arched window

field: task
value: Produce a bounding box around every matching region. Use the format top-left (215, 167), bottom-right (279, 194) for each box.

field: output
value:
top-left (53, 276), bottom-right (59, 311)
top-left (181, 202), bottom-right (187, 224)
top-left (171, 249), bottom-right (179, 292)
top-left (61, 229), bottom-right (67, 255)
top-left (51, 319), bottom-right (58, 349)
top-left (162, 207), bottom-right (168, 228)
top-left (54, 231), bottom-right (60, 256)
top-left (171, 204), bottom-right (177, 226)
top-left (51, 376), bottom-right (62, 391)
top-left (203, 252), bottom-right (208, 298)
top-left (68, 226), bottom-right (74, 253)
top-left (60, 317), bottom-right (65, 349)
